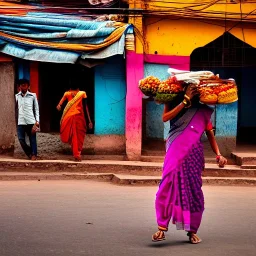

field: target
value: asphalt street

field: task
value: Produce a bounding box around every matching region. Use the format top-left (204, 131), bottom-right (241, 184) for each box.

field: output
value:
top-left (0, 180), bottom-right (255, 256)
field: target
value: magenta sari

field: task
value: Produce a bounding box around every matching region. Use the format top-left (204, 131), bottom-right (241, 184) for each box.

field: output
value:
top-left (155, 106), bottom-right (213, 233)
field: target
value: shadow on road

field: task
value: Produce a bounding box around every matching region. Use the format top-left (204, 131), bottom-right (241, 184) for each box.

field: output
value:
top-left (147, 240), bottom-right (189, 248)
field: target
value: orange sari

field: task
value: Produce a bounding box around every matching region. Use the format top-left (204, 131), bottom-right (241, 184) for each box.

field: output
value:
top-left (59, 91), bottom-right (87, 160)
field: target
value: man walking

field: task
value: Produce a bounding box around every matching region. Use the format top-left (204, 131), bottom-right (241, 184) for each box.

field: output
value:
top-left (15, 79), bottom-right (40, 160)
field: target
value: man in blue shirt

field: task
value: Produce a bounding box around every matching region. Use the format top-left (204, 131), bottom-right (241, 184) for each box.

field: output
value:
top-left (15, 79), bottom-right (40, 160)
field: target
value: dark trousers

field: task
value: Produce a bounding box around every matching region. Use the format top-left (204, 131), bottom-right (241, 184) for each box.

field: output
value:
top-left (17, 125), bottom-right (37, 157)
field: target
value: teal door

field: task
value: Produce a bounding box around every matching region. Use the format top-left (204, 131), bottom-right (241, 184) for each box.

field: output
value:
top-left (94, 56), bottom-right (126, 135)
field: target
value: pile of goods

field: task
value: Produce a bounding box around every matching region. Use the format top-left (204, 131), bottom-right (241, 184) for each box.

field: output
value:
top-left (154, 77), bottom-right (183, 103)
top-left (138, 76), bottom-right (161, 96)
top-left (197, 79), bottom-right (238, 104)
top-left (138, 69), bottom-right (238, 105)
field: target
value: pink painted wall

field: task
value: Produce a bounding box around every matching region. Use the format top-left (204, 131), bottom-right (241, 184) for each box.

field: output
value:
top-left (125, 51), bottom-right (190, 159)
top-left (125, 51), bottom-right (144, 160)
top-left (144, 54), bottom-right (190, 70)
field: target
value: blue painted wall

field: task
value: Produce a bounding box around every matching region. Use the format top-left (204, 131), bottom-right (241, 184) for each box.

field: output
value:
top-left (210, 68), bottom-right (238, 138)
top-left (144, 64), bottom-right (170, 139)
top-left (215, 102), bottom-right (238, 137)
top-left (94, 56), bottom-right (126, 135)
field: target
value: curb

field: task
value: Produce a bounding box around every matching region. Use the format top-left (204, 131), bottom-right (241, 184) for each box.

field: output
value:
top-left (0, 172), bottom-right (255, 186)
top-left (0, 159), bottom-right (256, 177)
top-left (0, 158), bottom-right (255, 186)
top-left (0, 172), bottom-right (114, 182)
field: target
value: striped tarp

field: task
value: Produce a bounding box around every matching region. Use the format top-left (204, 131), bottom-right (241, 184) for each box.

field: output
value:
top-left (0, 2), bottom-right (132, 63)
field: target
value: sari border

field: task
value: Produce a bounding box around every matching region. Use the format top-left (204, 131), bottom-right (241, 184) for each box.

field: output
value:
top-left (60, 91), bottom-right (85, 124)
top-left (165, 108), bottom-right (198, 152)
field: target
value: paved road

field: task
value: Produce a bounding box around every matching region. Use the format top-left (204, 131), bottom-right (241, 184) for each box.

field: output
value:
top-left (0, 181), bottom-right (255, 256)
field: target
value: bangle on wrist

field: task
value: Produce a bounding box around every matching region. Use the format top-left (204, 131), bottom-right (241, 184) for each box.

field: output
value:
top-left (182, 98), bottom-right (191, 108)
top-left (182, 99), bottom-right (188, 106)
top-left (216, 154), bottom-right (221, 161)
top-left (184, 94), bottom-right (191, 108)
top-left (184, 94), bottom-right (191, 101)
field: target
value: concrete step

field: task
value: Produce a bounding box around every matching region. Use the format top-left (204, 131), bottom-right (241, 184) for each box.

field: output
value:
top-left (114, 175), bottom-right (256, 186)
top-left (241, 165), bottom-right (256, 169)
top-left (0, 158), bottom-right (256, 178)
top-left (0, 172), bottom-right (113, 182)
top-left (141, 150), bottom-right (165, 156)
top-left (141, 155), bottom-right (235, 164)
top-left (0, 172), bottom-right (255, 186)
top-left (141, 155), bottom-right (164, 162)
top-left (231, 152), bottom-right (256, 166)
top-left (203, 164), bottom-right (256, 177)
top-left (12, 154), bottom-right (127, 161)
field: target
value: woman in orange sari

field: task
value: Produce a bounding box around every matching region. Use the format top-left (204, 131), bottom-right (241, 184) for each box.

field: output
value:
top-left (57, 88), bottom-right (93, 161)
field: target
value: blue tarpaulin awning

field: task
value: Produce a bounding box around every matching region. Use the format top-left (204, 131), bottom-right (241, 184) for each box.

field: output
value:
top-left (0, 8), bottom-right (133, 63)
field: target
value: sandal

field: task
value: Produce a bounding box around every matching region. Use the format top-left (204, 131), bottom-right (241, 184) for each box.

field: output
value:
top-left (187, 232), bottom-right (202, 244)
top-left (152, 230), bottom-right (166, 242)
top-left (74, 156), bottom-right (82, 162)
top-left (31, 155), bottom-right (37, 161)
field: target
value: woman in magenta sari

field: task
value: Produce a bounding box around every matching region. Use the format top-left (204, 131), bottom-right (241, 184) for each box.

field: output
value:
top-left (152, 85), bottom-right (227, 244)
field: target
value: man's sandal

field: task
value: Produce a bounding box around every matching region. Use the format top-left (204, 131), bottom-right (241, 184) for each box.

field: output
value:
top-left (152, 230), bottom-right (166, 242)
top-left (187, 232), bottom-right (202, 244)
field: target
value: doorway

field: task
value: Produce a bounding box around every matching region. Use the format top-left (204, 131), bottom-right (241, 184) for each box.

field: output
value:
top-left (39, 63), bottom-right (95, 133)
top-left (190, 32), bottom-right (256, 144)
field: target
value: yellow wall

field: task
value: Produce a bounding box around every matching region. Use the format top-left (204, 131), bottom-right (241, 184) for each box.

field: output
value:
top-left (144, 18), bottom-right (256, 56)
top-left (128, 0), bottom-right (256, 55)
top-left (229, 26), bottom-right (256, 49)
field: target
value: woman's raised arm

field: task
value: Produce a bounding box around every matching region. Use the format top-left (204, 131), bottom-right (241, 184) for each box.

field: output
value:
top-left (162, 84), bottom-right (198, 122)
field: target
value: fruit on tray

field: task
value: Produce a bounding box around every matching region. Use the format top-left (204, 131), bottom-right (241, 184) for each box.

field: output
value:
top-left (217, 87), bottom-right (238, 103)
top-left (157, 79), bottom-right (183, 94)
top-left (138, 76), bottom-right (161, 96)
top-left (198, 81), bottom-right (238, 104)
top-left (138, 72), bottom-right (238, 105)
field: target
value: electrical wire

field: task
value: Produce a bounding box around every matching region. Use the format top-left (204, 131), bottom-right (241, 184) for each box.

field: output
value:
top-left (1, 1), bottom-right (256, 28)
top-left (1, 1), bottom-right (256, 23)
top-left (240, 0), bottom-right (245, 42)
top-left (226, 8), bottom-right (256, 32)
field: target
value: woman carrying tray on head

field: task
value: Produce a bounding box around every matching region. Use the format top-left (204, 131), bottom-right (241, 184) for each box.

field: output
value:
top-left (152, 84), bottom-right (227, 244)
